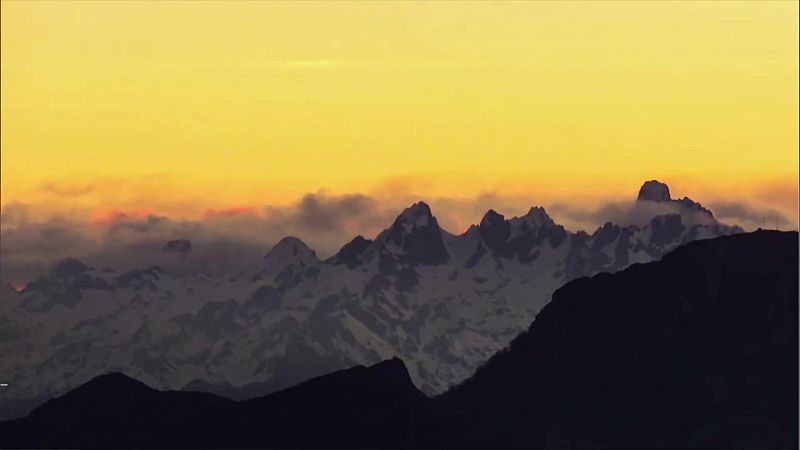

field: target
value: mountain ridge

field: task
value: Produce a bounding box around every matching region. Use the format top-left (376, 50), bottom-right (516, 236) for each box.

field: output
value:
top-left (0, 180), bottom-right (744, 420)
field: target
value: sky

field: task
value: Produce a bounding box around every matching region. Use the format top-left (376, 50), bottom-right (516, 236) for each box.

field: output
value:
top-left (1, 1), bottom-right (798, 281)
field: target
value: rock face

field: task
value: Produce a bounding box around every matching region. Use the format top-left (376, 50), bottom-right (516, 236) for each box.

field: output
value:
top-left (0, 182), bottom-right (743, 420)
top-left (2, 231), bottom-right (795, 449)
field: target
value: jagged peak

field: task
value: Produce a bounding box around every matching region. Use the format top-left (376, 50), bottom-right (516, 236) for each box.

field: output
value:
top-left (405, 200), bottom-right (432, 214)
top-left (339, 235), bottom-right (372, 250)
top-left (331, 235), bottom-right (372, 267)
top-left (377, 201), bottom-right (449, 265)
top-left (382, 201), bottom-right (443, 237)
top-left (513, 206), bottom-right (556, 229)
top-left (637, 180), bottom-right (671, 202)
top-left (592, 221), bottom-right (620, 236)
top-left (264, 236), bottom-right (318, 261)
top-left (479, 209), bottom-right (506, 227)
top-left (477, 209), bottom-right (511, 248)
top-left (273, 235), bottom-right (310, 248)
top-left (393, 201), bottom-right (436, 229)
top-left (674, 196), bottom-right (715, 216)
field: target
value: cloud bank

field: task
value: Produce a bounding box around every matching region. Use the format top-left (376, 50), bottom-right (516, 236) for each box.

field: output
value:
top-left (0, 192), bottom-right (397, 284)
top-left (1, 189), bottom-right (795, 285)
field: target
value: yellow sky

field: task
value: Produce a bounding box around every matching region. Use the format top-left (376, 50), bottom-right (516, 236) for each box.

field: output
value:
top-left (1, 1), bottom-right (797, 220)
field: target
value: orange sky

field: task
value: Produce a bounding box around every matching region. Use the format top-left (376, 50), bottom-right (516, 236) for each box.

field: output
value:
top-left (1, 1), bottom-right (797, 228)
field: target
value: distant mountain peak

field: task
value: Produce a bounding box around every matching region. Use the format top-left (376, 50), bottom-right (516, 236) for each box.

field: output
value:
top-left (394, 201), bottom-right (435, 227)
top-left (635, 180), bottom-right (720, 225)
top-left (478, 210), bottom-right (511, 249)
top-left (20, 258), bottom-right (113, 303)
top-left (331, 235), bottom-right (372, 267)
top-left (478, 207), bottom-right (555, 241)
top-left (262, 236), bottom-right (320, 280)
top-left (383, 201), bottom-right (444, 236)
top-left (637, 180), bottom-right (672, 202)
top-left (519, 206), bottom-right (555, 228)
top-left (265, 236), bottom-right (317, 260)
top-left (162, 239), bottom-right (192, 254)
top-left (273, 236), bottom-right (309, 247)
top-left (379, 202), bottom-right (449, 265)
top-left (480, 209), bottom-right (506, 227)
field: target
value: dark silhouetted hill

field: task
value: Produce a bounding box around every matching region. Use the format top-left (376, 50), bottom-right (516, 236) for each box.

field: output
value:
top-left (0, 372), bottom-right (233, 448)
top-left (0, 358), bottom-right (428, 448)
top-left (431, 230), bottom-right (797, 448)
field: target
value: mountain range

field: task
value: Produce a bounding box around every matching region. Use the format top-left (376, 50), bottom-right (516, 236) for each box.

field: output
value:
top-left (0, 180), bottom-right (743, 419)
top-left (1, 230), bottom-right (795, 448)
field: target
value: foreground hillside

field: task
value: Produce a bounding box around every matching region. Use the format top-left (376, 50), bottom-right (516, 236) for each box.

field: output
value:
top-left (2, 231), bottom-right (795, 449)
top-left (433, 230), bottom-right (797, 448)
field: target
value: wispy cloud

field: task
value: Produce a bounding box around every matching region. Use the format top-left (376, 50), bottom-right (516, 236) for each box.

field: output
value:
top-left (708, 201), bottom-right (793, 231)
top-left (275, 60), bottom-right (347, 69)
top-left (2, 183), bottom-right (797, 284)
top-left (269, 59), bottom-right (482, 70)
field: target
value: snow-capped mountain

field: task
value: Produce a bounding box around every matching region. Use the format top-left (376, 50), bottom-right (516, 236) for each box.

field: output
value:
top-left (256, 236), bottom-right (320, 284)
top-left (0, 181), bottom-right (743, 419)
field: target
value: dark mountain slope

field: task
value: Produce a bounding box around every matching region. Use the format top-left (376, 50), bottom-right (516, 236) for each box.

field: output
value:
top-left (0, 372), bottom-right (234, 448)
top-left (0, 358), bottom-right (428, 448)
top-left (230, 357), bottom-right (428, 448)
top-left (432, 230), bottom-right (798, 448)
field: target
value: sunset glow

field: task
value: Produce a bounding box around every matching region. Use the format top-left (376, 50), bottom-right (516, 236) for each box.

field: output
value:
top-left (0, 5), bottom-right (797, 441)
top-left (1, 1), bottom-right (797, 227)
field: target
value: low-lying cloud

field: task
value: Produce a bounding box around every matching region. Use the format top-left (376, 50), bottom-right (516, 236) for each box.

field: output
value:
top-left (707, 201), bottom-right (793, 231)
top-left (0, 192), bottom-right (399, 284)
top-left (1, 190), bottom-right (795, 285)
top-left (549, 199), bottom-right (718, 231)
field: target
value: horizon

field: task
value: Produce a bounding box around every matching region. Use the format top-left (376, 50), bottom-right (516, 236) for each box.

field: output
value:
top-left (0, 176), bottom-right (796, 285)
top-left (1, 2), bottom-right (797, 235)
